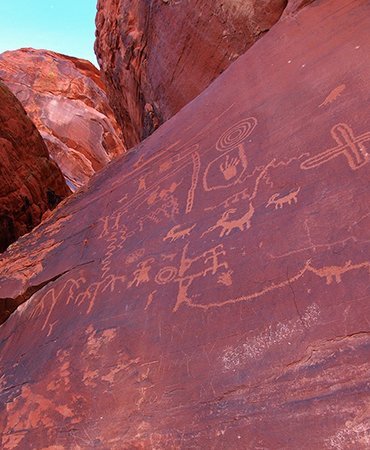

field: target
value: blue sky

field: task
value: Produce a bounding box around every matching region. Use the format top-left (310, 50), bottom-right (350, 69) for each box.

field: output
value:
top-left (0, 0), bottom-right (98, 65)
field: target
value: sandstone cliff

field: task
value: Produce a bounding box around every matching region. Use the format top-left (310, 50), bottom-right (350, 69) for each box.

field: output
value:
top-left (0, 81), bottom-right (70, 253)
top-left (0, 49), bottom-right (125, 191)
top-left (95, 0), bottom-right (289, 147)
top-left (0, 0), bottom-right (369, 447)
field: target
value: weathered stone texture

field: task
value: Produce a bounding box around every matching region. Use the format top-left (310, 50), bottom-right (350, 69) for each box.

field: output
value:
top-left (0, 82), bottom-right (70, 254)
top-left (0, 49), bottom-right (125, 190)
top-left (0, 0), bottom-right (369, 448)
top-left (95, 0), bottom-right (288, 147)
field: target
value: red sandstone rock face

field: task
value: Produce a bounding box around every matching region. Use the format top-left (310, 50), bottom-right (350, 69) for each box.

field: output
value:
top-left (0, 81), bottom-right (70, 253)
top-left (95, 0), bottom-right (288, 147)
top-left (1, 0), bottom-right (370, 447)
top-left (0, 49), bottom-right (125, 191)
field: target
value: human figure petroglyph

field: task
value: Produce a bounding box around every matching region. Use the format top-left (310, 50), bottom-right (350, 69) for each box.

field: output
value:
top-left (301, 123), bottom-right (370, 170)
top-left (266, 187), bottom-right (301, 210)
top-left (138, 175), bottom-right (147, 191)
top-left (129, 258), bottom-right (155, 287)
top-left (30, 276), bottom-right (86, 334)
top-left (203, 203), bottom-right (255, 237)
top-left (76, 274), bottom-right (127, 314)
top-left (163, 224), bottom-right (196, 242)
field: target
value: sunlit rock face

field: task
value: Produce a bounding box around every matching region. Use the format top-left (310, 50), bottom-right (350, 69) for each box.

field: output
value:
top-left (1, 0), bottom-right (370, 448)
top-left (95, 0), bottom-right (289, 148)
top-left (0, 81), bottom-right (70, 253)
top-left (0, 48), bottom-right (125, 191)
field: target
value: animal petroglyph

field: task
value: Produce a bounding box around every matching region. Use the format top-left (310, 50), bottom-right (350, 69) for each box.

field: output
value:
top-left (30, 276), bottom-right (86, 336)
top-left (77, 274), bottom-right (127, 314)
top-left (266, 187), bottom-right (301, 209)
top-left (306, 260), bottom-right (370, 285)
top-left (301, 123), bottom-right (370, 170)
top-left (319, 84), bottom-right (346, 107)
top-left (163, 224), bottom-right (196, 242)
top-left (203, 203), bottom-right (254, 237)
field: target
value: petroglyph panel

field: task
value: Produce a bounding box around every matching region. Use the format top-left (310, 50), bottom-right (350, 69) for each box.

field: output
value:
top-left (1, 1), bottom-right (370, 448)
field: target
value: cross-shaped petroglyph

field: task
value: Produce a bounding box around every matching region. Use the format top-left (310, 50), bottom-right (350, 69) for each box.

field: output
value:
top-left (301, 123), bottom-right (370, 170)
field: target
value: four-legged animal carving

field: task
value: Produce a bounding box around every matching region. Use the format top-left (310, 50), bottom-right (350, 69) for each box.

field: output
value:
top-left (164, 224), bottom-right (196, 242)
top-left (266, 187), bottom-right (301, 210)
top-left (205, 203), bottom-right (255, 237)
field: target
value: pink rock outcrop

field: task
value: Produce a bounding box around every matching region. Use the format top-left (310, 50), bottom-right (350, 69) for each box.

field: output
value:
top-left (0, 0), bottom-right (369, 448)
top-left (0, 49), bottom-right (125, 190)
top-left (0, 81), bottom-right (70, 253)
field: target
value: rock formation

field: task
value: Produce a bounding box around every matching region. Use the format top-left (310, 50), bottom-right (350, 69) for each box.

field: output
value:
top-left (95, 0), bottom-right (289, 147)
top-left (0, 49), bottom-right (125, 191)
top-left (1, 0), bottom-right (370, 448)
top-left (0, 81), bottom-right (70, 253)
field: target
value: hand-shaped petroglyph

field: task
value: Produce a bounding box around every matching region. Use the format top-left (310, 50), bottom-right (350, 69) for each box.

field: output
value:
top-left (220, 155), bottom-right (240, 180)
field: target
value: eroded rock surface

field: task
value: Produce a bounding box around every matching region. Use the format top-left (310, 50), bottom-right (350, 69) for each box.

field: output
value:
top-left (0, 81), bottom-right (70, 253)
top-left (95, 0), bottom-right (289, 147)
top-left (1, 0), bottom-right (370, 448)
top-left (0, 49), bottom-right (125, 191)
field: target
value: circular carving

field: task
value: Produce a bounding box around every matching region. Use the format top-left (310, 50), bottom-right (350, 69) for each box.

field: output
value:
top-left (155, 266), bottom-right (178, 285)
top-left (216, 117), bottom-right (257, 151)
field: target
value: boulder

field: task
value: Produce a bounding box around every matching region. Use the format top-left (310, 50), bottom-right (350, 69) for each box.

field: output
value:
top-left (95, 0), bottom-right (288, 147)
top-left (0, 81), bottom-right (70, 253)
top-left (0, 0), bottom-right (369, 448)
top-left (0, 49), bottom-right (125, 191)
